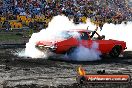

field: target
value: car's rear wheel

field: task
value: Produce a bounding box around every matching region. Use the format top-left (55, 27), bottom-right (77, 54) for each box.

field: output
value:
top-left (109, 46), bottom-right (122, 58)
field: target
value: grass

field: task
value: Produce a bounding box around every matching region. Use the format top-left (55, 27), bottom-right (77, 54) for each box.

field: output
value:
top-left (0, 30), bottom-right (37, 43)
top-left (0, 34), bottom-right (22, 41)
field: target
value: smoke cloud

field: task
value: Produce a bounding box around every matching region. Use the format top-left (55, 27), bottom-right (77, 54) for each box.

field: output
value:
top-left (20, 15), bottom-right (101, 61)
top-left (16, 15), bottom-right (132, 61)
top-left (65, 42), bottom-right (101, 61)
top-left (98, 22), bottom-right (132, 51)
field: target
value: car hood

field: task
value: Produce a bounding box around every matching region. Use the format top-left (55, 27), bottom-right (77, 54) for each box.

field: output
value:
top-left (36, 38), bottom-right (67, 46)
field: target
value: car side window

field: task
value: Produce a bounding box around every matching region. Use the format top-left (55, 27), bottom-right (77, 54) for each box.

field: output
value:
top-left (80, 32), bottom-right (89, 40)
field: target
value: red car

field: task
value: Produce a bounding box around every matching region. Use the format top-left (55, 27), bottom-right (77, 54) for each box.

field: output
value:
top-left (35, 28), bottom-right (127, 58)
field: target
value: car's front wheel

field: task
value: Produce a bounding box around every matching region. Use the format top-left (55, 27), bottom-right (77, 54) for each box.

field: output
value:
top-left (66, 47), bottom-right (77, 58)
top-left (109, 46), bottom-right (122, 58)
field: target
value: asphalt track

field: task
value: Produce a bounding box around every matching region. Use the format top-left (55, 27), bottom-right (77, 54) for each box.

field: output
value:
top-left (0, 44), bottom-right (132, 88)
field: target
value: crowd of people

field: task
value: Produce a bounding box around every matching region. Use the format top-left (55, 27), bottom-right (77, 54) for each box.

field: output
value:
top-left (0, 0), bottom-right (132, 30)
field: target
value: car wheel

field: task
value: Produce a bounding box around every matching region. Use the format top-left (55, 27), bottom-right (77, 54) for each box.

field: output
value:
top-left (66, 47), bottom-right (77, 58)
top-left (109, 46), bottom-right (122, 58)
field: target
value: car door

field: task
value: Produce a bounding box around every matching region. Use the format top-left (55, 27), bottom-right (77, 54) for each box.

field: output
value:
top-left (94, 40), bottom-right (116, 54)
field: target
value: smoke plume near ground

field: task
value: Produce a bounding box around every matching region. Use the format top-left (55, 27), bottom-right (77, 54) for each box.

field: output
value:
top-left (66, 42), bottom-right (101, 61)
top-left (16, 15), bottom-right (132, 61)
top-left (21, 15), bottom-right (101, 61)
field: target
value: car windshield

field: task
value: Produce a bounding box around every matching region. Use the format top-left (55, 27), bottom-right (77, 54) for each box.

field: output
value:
top-left (56, 31), bottom-right (73, 39)
top-left (62, 31), bottom-right (73, 39)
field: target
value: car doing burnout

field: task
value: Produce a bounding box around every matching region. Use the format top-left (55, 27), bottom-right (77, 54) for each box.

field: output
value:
top-left (35, 28), bottom-right (127, 58)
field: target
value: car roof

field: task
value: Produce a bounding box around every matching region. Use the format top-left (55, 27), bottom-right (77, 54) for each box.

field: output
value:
top-left (68, 29), bottom-right (93, 33)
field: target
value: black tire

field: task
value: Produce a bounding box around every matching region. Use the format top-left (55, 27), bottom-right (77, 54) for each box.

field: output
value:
top-left (109, 46), bottom-right (122, 58)
top-left (66, 47), bottom-right (77, 58)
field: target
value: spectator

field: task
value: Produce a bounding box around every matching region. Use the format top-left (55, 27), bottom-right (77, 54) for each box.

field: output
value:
top-left (3, 21), bottom-right (11, 31)
top-left (0, 0), bottom-right (131, 30)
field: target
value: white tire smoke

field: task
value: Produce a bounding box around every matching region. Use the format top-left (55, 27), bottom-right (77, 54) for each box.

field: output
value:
top-left (99, 22), bottom-right (132, 51)
top-left (66, 42), bottom-right (101, 61)
top-left (15, 15), bottom-right (132, 61)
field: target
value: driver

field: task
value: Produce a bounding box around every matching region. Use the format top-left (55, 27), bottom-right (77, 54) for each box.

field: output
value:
top-left (90, 27), bottom-right (105, 40)
top-left (90, 26), bottom-right (99, 38)
top-left (98, 35), bottom-right (105, 40)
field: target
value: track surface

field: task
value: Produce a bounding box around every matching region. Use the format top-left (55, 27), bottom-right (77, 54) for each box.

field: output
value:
top-left (0, 48), bottom-right (132, 88)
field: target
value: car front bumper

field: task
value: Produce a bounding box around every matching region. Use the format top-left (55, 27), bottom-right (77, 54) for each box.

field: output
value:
top-left (35, 45), bottom-right (57, 52)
